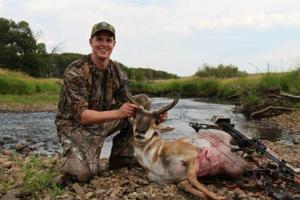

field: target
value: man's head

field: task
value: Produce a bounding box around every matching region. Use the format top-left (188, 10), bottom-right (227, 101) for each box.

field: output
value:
top-left (89, 22), bottom-right (116, 62)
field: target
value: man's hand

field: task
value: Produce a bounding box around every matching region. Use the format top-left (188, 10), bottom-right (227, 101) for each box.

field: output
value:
top-left (159, 112), bottom-right (168, 122)
top-left (118, 103), bottom-right (138, 118)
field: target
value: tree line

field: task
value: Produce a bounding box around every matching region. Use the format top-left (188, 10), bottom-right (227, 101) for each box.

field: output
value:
top-left (0, 17), bottom-right (178, 80)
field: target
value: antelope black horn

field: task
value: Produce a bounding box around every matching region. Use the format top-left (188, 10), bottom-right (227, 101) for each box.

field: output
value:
top-left (123, 81), bottom-right (139, 105)
top-left (155, 91), bottom-right (180, 115)
top-left (123, 82), bottom-right (155, 115)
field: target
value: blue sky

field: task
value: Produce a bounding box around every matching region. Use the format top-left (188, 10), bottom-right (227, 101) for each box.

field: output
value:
top-left (1, 0), bottom-right (300, 76)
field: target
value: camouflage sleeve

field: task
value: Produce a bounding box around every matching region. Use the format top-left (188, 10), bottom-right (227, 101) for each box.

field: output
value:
top-left (63, 68), bottom-right (89, 122)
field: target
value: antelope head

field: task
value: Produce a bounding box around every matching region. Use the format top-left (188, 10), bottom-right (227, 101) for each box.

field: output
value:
top-left (124, 88), bottom-right (179, 143)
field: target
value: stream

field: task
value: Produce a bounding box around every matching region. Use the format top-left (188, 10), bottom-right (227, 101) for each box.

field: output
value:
top-left (0, 98), bottom-right (297, 158)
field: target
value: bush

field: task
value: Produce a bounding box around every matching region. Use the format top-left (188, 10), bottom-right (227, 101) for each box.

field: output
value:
top-left (195, 63), bottom-right (248, 78)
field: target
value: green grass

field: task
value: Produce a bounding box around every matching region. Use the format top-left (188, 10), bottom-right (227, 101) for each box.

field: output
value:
top-left (1, 67), bottom-right (300, 109)
top-left (13, 154), bottom-right (65, 199)
top-left (0, 68), bottom-right (60, 107)
top-left (131, 68), bottom-right (300, 97)
top-left (0, 68), bottom-right (61, 95)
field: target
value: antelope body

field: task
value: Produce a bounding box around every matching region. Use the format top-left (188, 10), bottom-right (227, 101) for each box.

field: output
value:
top-left (125, 90), bottom-right (254, 200)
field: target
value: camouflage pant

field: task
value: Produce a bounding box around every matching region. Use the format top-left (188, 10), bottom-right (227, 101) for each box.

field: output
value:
top-left (58, 94), bottom-right (151, 183)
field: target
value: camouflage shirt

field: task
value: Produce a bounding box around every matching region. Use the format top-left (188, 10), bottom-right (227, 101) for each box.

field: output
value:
top-left (55, 54), bottom-right (128, 137)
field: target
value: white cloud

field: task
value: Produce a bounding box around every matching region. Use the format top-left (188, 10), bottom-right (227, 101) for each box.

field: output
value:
top-left (1, 0), bottom-right (300, 76)
top-left (259, 40), bottom-right (300, 71)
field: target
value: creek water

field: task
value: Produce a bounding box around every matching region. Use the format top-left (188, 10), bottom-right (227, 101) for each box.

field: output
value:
top-left (0, 98), bottom-right (296, 158)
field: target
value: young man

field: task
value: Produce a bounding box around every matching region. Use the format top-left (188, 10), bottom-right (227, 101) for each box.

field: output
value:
top-left (55, 22), bottom-right (166, 182)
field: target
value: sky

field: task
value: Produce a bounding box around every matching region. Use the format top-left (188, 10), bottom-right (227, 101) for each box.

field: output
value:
top-left (1, 0), bottom-right (300, 76)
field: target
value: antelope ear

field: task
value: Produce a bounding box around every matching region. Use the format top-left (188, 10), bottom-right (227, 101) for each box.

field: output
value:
top-left (156, 123), bottom-right (174, 133)
top-left (128, 117), bottom-right (135, 125)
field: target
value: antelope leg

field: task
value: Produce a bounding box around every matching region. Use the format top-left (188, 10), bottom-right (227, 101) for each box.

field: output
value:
top-left (178, 179), bottom-right (207, 199)
top-left (186, 158), bottom-right (225, 200)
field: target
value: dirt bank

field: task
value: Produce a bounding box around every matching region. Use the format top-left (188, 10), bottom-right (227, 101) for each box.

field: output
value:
top-left (0, 104), bottom-right (57, 113)
top-left (266, 111), bottom-right (300, 134)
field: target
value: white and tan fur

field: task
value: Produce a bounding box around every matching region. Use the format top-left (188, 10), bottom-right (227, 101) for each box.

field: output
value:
top-left (124, 90), bottom-right (257, 200)
top-left (131, 112), bottom-right (256, 199)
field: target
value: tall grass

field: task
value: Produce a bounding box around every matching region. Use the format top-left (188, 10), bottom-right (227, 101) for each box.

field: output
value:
top-left (131, 68), bottom-right (300, 98)
top-left (0, 68), bottom-right (61, 95)
top-left (1, 67), bottom-right (299, 108)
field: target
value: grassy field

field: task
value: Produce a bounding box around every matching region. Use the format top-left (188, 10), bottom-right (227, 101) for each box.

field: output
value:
top-left (0, 68), bottom-right (61, 95)
top-left (0, 68), bottom-right (60, 109)
top-left (1, 67), bottom-right (299, 110)
top-left (132, 69), bottom-right (300, 97)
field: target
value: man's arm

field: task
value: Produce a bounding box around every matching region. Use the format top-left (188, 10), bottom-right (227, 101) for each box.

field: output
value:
top-left (80, 103), bottom-right (137, 125)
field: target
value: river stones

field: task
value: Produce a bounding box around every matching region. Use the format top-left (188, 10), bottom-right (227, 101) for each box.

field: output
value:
top-left (72, 183), bottom-right (85, 196)
top-left (14, 143), bottom-right (27, 151)
top-left (1, 149), bottom-right (12, 156)
top-left (2, 161), bottom-right (12, 168)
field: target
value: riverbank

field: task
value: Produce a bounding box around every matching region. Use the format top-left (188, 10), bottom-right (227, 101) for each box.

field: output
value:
top-left (266, 111), bottom-right (300, 134)
top-left (0, 103), bottom-right (57, 113)
top-left (1, 139), bottom-right (299, 200)
top-left (1, 101), bottom-right (300, 199)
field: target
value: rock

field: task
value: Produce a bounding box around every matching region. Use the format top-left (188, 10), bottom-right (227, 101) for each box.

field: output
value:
top-left (74, 195), bottom-right (82, 199)
top-left (0, 184), bottom-right (6, 194)
top-left (95, 189), bottom-right (106, 195)
top-left (109, 192), bottom-right (116, 200)
top-left (14, 143), bottom-right (27, 151)
top-left (85, 192), bottom-right (94, 199)
top-left (0, 188), bottom-right (21, 200)
top-left (102, 170), bottom-right (113, 177)
top-left (43, 194), bottom-right (51, 200)
top-left (1, 149), bottom-right (12, 156)
top-left (0, 158), bottom-right (6, 165)
top-left (72, 183), bottom-right (85, 196)
top-left (135, 178), bottom-right (149, 186)
top-left (61, 193), bottom-right (71, 198)
top-left (2, 161), bottom-right (12, 168)
top-left (12, 172), bottom-right (25, 188)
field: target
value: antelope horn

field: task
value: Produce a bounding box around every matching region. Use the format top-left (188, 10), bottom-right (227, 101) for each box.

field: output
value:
top-left (155, 91), bottom-right (180, 115)
top-left (123, 82), bottom-right (155, 115)
top-left (123, 82), bottom-right (139, 105)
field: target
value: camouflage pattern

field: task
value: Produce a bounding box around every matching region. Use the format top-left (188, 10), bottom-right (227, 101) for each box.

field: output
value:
top-left (91, 21), bottom-right (115, 37)
top-left (55, 55), bottom-right (150, 182)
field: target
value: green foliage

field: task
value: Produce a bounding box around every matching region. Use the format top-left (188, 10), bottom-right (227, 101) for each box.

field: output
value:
top-left (0, 68), bottom-right (60, 95)
top-left (0, 17), bottom-right (47, 77)
top-left (195, 63), bottom-right (248, 78)
top-left (254, 68), bottom-right (300, 95)
top-left (130, 68), bottom-right (300, 100)
top-left (13, 154), bottom-right (64, 198)
top-left (130, 78), bottom-right (223, 98)
top-left (21, 156), bottom-right (53, 194)
top-left (115, 61), bottom-right (179, 81)
top-left (47, 53), bottom-right (83, 78)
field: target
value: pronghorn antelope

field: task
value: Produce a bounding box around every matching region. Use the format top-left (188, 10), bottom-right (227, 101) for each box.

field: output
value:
top-left (125, 90), bottom-right (257, 200)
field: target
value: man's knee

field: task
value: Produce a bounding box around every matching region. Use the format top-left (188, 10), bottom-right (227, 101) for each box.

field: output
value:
top-left (60, 150), bottom-right (92, 183)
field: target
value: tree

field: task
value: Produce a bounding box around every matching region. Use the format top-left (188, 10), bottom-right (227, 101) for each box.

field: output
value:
top-left (0, 17), bottom-right (47, 77)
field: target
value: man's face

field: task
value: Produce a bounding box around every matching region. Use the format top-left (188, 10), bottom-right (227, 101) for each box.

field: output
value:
top-left (89, 31), bottom-right (115, 61)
